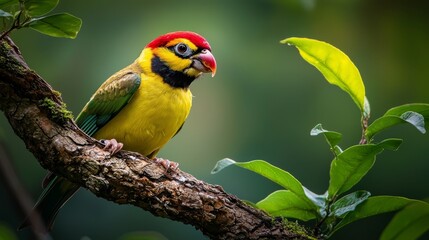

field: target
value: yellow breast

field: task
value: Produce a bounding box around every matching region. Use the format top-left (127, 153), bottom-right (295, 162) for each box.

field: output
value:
top-left (93, 73), bottom-right (192, 158)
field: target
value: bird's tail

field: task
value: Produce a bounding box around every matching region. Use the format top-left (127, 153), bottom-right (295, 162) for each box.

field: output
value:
top-left (18, 174), bottom-right (80, 231)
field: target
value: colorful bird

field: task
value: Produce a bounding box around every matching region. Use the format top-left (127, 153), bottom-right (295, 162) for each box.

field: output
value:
top-left (20, 31), bottom-right (216, 230)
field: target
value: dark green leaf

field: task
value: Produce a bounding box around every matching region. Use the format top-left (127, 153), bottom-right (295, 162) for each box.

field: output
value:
top-left (381, 201), bottom-right (429, 240)
top-left (332, 196), bottom-right (419, 236)
top-left (28, 13), bottom-right (82, 39)
top-left (310, 123), bottom-right (342, 150)
top-left (366, 111), bottom-right (426, 140)
top-left (330, 190), bottom-right (371, 218)
top-left (24, 0), bottom-right (58, 16)
top-left (256, 190), bottom-right (318, 221)
top-left (328, 139), bottom-right (402, 198)
top-left (0, 0), bottom-right (16, 4)
top-left (0, 0), bottom-right (18, 9)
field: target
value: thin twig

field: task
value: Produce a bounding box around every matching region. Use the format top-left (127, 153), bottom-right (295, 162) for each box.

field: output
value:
top-left (0, 142), bottom-right (52, 240)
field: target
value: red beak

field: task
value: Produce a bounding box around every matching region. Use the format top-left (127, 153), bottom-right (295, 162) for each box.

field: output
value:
top-left (194, 49), bottom-right (217, 77)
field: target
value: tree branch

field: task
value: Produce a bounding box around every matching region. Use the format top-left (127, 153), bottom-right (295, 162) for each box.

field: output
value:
top-left (0, 37), bottom-right (315, 240)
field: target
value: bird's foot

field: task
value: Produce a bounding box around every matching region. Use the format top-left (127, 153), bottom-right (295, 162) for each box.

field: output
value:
top-left (154, 157), bottom-right (179, 172)
top-left (100, 139), bottom-right (123, 155)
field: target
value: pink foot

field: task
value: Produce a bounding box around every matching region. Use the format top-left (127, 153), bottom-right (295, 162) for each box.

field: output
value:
top-left (154, 158), bottom-right (179, 171)
top-left (100, 139), bottom-right (123, 155)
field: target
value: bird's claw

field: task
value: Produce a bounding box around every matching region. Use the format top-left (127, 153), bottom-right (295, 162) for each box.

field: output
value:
top-left (154, 158), bottom-right (179, 172)
top-left (100, 139), bottom-right (123, 155)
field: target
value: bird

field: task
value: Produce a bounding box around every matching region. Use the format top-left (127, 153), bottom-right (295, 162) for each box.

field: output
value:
top-left (19, 31), bottom-right (216, 231)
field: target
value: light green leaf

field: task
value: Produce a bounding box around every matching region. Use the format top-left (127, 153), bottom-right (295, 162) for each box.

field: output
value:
top-left (283, 37), bottom-right (365, 112)
top-left (256, 190), bottom-right (318, 221)
top-left (0, 9), bottom-right (12, 17)
top-left (212, 158), bottom-right (316, 209)
top-left (310, 123), bottom-right (342, 150)
top-left (332, 196), bottom-right (422, 236)
top-left (399, 111), bottom-right (425, 133)
top-left (366, 111), bottom-right (426, 140)
top-left (328, 139), bottom-right (402, 198)
top-left (24, 0), bottom-right (58, 16)
top-left (381, 201), bottom-right (429, 240)
top-left (330, 190), bottom-right (371, 218)
top-left (303, 188), bottom-right (328, 213)
top-left (28, 13), bottom-right (82, 39)
top-left (211, 158), bottom-right (236, 174)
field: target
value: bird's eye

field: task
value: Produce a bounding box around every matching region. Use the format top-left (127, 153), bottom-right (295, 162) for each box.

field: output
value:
top-left (174, 43), bottom-right (192, 57)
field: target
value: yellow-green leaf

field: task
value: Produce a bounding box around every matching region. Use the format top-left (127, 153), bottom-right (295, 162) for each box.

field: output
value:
top-left (283, 37), bottom-right (366, 113)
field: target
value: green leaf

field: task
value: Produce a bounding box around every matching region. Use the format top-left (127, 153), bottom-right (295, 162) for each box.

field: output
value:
top-left (283, 37), bottom-right (366, 113)
top-left (328, 139), bottom-right (402, 198)
top-left (0, 0), bottom-right (16, 4)
top-left (0, 9), bottom-right (12, 17)
top-left (0, 0), bottom-right (18, 14)
top-left (381, 201), bottom-right (429, 240)
top-left (332, 196), bottom-right (422, 236)
top-left (303, 188), bottom-right (328, 213)
top-left (366, 111), bottom-right (426, 140)
top-left (310, 123), bottom-right (342, 150)
top-left (24, 0), bottom-right (59, 16)
top-left (211, 158), bottom-right (236, 174)
top-left (28, 13), bottom-right (82, 39)
top-left (330, 190), bottom-right (371, 218)
top-left (384, 103), bottom-right (429, 118)
top-left (0, 0), bottom-right (17, 9)
top-left (212, 159), bottom-right (316, 208)
top-left (256, 190), bottom-right (318, 221)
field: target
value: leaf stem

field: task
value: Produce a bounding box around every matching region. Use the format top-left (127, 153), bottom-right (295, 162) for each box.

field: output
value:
top-left (359, 115), bottom-right (369, 144)
top-left (314, 195), bottom-right (337, 238)
top-left (0, 9), bottom-right (20, 40)
top-left (0, 2), bottom-right (31, 40)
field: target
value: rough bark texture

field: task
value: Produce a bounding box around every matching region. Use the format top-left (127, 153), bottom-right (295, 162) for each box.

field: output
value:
top-left (0, 37), bottom-right (315, 240)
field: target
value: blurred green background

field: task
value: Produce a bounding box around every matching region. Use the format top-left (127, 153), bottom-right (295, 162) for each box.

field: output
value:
top-left (1, 0), bottom-right (428, 239)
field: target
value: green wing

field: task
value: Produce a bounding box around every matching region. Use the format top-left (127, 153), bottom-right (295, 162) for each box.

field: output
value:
top-left (75, 69), bottom-right (141, 136)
